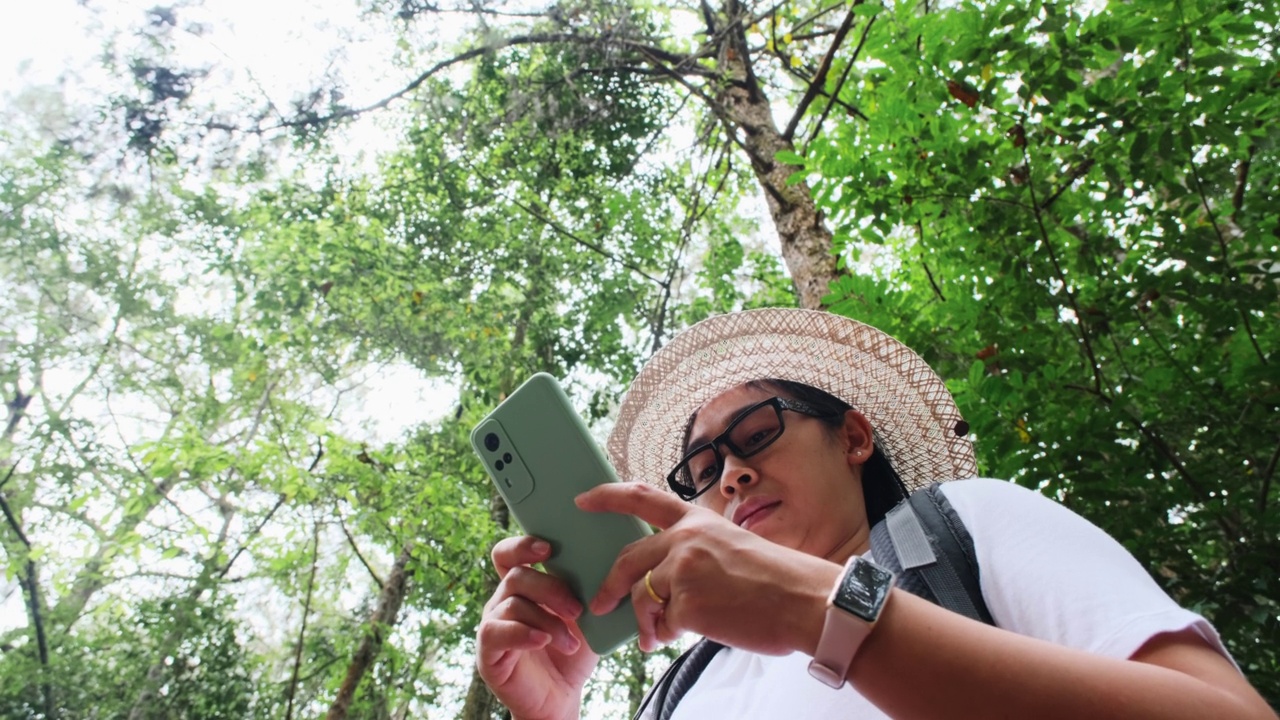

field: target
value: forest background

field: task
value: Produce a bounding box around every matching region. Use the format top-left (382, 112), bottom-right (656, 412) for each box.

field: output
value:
top-left (1, 0), bottom-right (1276, 717)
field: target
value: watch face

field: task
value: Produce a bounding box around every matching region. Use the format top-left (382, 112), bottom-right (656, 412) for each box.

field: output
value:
top-left (834, 558), bottom-right (894, 622)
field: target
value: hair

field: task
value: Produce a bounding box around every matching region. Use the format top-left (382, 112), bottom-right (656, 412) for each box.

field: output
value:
top-left (682, 379), bottom-right (910, 526)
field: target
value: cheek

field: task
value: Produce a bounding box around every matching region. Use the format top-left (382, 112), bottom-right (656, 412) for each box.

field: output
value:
top-left (695, 492), bottom-right (729, 518)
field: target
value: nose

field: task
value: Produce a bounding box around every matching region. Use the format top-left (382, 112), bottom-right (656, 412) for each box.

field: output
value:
top-left (716, 451), bottom-right (757, 498)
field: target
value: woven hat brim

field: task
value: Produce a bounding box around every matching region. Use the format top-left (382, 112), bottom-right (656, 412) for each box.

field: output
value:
top-left (606, 308), bottom-right (977, 493)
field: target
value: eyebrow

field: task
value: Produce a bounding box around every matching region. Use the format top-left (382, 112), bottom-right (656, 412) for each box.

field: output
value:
top-left (685, 400), bottom-right (763, 451)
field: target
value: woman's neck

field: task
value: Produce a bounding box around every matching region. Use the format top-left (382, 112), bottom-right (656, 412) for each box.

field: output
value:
top-left (822, 523), bottom-right (872, 564)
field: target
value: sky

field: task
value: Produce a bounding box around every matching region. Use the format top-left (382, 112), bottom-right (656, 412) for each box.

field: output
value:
top-left (3, 0), bottom-right (394, 97)
top-left (1, 0), bottom-right (463, 444)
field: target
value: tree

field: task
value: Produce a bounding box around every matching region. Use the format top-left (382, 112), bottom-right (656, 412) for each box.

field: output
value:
top-left (115, 0), bottom-right (880, 308)
top-left (803, 0), bottom-right (1279, 700)
top-left (205, 48), bottom-right (740, 714)
top-left (0, 140), bottom-right (301, 717)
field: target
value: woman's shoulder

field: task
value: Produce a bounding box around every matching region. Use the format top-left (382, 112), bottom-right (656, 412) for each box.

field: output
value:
top-left (936, 476), bottom-right (1056, 512)
top-left (932, 478), bottom-right (1230, 663)
top-left (935, 476), bottom-right (1114, 545)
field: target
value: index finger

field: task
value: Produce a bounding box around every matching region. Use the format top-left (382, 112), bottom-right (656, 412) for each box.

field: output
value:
top-left (491, 535), bottom-right (553, 577)
top-left (574, 482), bottom-right (691, 530)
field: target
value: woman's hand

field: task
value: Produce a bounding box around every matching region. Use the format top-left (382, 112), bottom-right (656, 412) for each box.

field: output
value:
top-left (577, 483), bottom-right (839, 656)
top-left (476, 536), bottom-right (600, 720)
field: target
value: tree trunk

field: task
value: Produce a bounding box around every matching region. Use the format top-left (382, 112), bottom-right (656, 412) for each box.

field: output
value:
top-left (625, 644), bottom-right (648, 719)
top-left (325, 545), bottom-right (414, 720)
top-left (713, 0), bottom-right (844, 310)
top-left (460, 488), bottom-right (511, 720)
top-left (0, 468), bottom-right (54, 719)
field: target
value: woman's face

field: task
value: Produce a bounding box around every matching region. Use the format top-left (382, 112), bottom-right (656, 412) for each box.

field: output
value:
top-left (685, 383), bottom-right (874, 560)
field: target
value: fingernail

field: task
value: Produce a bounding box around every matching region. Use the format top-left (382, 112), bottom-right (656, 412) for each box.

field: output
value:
top-left (531, 540), bottom-right (551, 555)
top-left (530, 630), bottom-right (551, 646)
top-left (558, 633), bottom-right (580, 653)
top-left (565, 601), bottom-right (583, 619)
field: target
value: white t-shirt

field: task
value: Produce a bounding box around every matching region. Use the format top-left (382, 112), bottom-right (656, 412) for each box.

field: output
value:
top-left (649, 478), bottom-right (1230, 720)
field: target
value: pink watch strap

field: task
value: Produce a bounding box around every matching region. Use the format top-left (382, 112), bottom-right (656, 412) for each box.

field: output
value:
top-left (807, 558), bottom-right (884, 689)
top-left (807, 603), bottom-right (874, 688)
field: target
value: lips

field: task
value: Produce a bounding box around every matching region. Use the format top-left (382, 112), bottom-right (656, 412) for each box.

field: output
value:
top-left (733, 498), bottom-right (780, 528)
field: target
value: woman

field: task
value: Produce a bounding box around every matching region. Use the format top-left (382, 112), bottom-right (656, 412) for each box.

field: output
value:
top-left (476, 308), bottom-right (1274, 720)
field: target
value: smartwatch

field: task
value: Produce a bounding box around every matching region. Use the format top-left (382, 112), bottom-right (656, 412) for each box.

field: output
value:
top-left (807, 555), bottom-right (895, 689)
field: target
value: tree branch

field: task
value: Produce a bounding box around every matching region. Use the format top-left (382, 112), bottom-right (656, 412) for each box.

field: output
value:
top-left (916, 221), bottom-right (946, 302)
top-left (912, 192), bottom-right (1031, 210)
top-left (783, 1), bottom-right (864, 141)
top-left (49, 465), bottom-right (180, 629)
top-left (472, 170), bottom-right (671, 290)
top-left (338, 511), bottom-right (384, 589)
top-left (1232, 142), bottom-right (1255, 221)
top-left (285, 520), bottom-right (322, 720)
top-left (1259, 441), bottom-right (1279, 517)
top-left (1, 483), bottom-right (54, 718)
top-left (324, 545), bottom-right (414, 720)
top-left (725, 0), bottom-right (766, 103)
top-left (128, 512), bottom-right (236, 720)
top-left (1022, 145), bottom-right (1107, 397)
top-left (804, 12), bottom-right (877, 148)
top-left (786, 0), bottom-right (846, 36)
top-left (4, 386), bottom-right (32, 443)
top-left (1063, 384), bottom-right (1242, 540)
top-left (0, 490), bottom-right (31, 553)
top-left (1038, 157), bottom-right (1095, 211)
top-left (53, 240), bottom-right (139, 420)
top-left (270, 32), bottom-right (707, 132)
top-left (218, 439), bottom-right (323, 579)
top-left (1187, 161), bottom-right (1267, 366)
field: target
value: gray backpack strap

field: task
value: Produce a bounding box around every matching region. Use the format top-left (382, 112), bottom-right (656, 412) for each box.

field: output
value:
top-left (873, 483), bottom-right (994, 625)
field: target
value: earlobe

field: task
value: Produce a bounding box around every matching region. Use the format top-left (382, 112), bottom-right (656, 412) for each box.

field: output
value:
top-left (842, 410), bottom-right (875, 464)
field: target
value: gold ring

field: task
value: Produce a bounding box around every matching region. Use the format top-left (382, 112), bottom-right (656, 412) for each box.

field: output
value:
top-left (644, 570), bottom-right (667, 605)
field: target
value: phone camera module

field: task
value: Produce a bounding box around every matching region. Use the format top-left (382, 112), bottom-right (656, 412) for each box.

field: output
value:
top-left (484, 433), bottom-right (500, 452)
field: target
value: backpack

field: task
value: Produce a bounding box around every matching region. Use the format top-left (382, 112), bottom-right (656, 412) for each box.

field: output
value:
top-left (633, 483), bottom-right (992, 720)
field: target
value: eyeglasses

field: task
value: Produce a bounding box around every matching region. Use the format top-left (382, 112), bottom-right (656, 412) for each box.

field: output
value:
top-left (667, 397), bottom-right (838, 502)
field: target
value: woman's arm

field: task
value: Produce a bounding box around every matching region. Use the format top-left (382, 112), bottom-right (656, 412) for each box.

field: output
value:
top-left (835, 589), bottom-right (1275, 720)
top-left (580, 482), bottom-right (1276, 720)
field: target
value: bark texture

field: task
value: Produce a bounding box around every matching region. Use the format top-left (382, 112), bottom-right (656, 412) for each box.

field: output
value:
top-left (712, 0), bottom-right (843, 310)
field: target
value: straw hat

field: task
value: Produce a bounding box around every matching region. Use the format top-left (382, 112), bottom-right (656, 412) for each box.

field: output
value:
top-left (606, 308), bottom-right (977, 493)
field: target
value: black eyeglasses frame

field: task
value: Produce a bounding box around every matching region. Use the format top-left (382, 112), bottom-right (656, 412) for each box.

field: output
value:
top-left (666, 396), bottom-right (840, 502)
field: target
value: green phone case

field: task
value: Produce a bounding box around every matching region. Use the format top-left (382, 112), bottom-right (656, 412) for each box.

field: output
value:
top-left (471, 373), bottom-right (651, 655)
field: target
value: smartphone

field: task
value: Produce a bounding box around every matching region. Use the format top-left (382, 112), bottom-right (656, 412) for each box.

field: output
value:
top-left (471, 373), bottom-right (651, 655)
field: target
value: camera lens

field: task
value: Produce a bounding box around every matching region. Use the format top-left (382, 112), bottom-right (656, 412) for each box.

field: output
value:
top-left (484, 433), bottom-right (500, 452)
top-left (495, 460), bottom-right (505, 471)
top-left (503, 452), bottom-right (512, 463)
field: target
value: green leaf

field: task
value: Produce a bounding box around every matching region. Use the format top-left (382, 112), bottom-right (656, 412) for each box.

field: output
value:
top-left (851, 2), bottom-right (883, 17)
top-left (774, 149), bottom-right (806, 166)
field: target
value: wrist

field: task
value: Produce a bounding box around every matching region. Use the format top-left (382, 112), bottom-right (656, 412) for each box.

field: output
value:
top-left (790, 556), bottom-right (844, 657)
top-left (512, 702), bottom-right (580, 720)
top-left (807, 555), bottom-right (895, 688)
